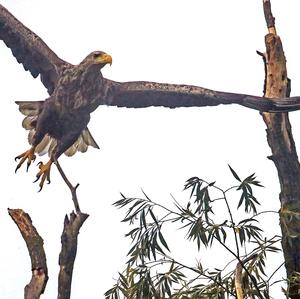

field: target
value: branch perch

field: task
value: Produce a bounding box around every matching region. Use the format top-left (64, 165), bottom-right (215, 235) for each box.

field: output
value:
top-left (57, 211), bottom-right (89, 299)
top-left (54, 159), bottom-right (89, 299)
top-left (8, 208), bottom-right (48, 299)
top-left (55, 159), bottom-right (81, 213)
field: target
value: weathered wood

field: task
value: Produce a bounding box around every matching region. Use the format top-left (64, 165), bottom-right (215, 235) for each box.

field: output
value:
top-left (8, 209), bottom-right (48, 299)
top-left (57, 211), bottom-right (89, 299)
top-left (54, 158), bottom-right (89, 298)
top-left (235, 261), bottom-right (244, 299)
top-left (261, 1), bottom-right (300, 298)
top-left (263, 0), bottom-right (276, 33)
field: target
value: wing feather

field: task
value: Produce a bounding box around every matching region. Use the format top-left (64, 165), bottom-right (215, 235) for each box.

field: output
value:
top-left (16, 100), bottom-right (44, 116)
top-left (0, 4), bottom-right (70, 94)
top-left (22, 116), bottom-right (36, 130)
top-left (81, 128), bottom-right (100, 149)
top-left (102, 79), bottom-right (289, 112)
top-left (35, 134), bottom-right (51, 155)
top-left (16, 101), bottom-right (99, 156)
top-left (64, 128), bottom-right (99, 157)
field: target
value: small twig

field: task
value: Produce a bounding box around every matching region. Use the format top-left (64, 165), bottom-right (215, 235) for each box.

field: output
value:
top-left (268, 262), bottom-right (285, 284)
top-left (8, 209), bottom-right (48, 299)
top-left (54, 159), bottom-right (81, 213)
top-left (256, 50), bottom-right (268, 97)
top-left (223, 191), bottom-right (240, 258)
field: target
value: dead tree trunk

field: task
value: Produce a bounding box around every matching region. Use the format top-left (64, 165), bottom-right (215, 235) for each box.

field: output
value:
top-left (261, 1), bottom-right (300, 298)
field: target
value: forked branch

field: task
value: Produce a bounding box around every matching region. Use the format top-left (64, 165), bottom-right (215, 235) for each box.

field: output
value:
top-left (54, 159), bottom-right (89, 299)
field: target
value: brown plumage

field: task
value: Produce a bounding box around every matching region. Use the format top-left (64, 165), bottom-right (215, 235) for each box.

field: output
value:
top-left (13, 51), bottom-right (112, 190)
top-left (1, 4), bottom-right (299, 190)
top-left (0, 4), bottom-right (112, 190)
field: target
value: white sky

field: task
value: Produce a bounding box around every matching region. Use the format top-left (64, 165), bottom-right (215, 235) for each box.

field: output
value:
top-left (1, 1), bottom-right (300, 298)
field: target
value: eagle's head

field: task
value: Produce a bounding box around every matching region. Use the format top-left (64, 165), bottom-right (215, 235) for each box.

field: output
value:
top-left (81, 51), bottom-right (112, 69)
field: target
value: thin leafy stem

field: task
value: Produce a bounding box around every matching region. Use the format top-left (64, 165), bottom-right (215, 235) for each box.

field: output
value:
top-left (210, 196), bottom-right (225, 203)
top-left (223, 190), bottom-right (240, 258)
top-left (158, 211), bottom-right (173, 223)
top-left (151, 199), bottom-right (184, 219)
top-left (249, 210), bottom-right (279, 220)
top-left (171, 259), bottom-right (235, 296)
top-left (150, 196), bottom-right (197, 224)
top-left (267, 262), bottom-right (285, 284)
top-left (170, 194), bottom-right (198, 221)
top-left (224, 185), bottom-right (240, 193)
top-left (153, 252), bottom-right (234, 295)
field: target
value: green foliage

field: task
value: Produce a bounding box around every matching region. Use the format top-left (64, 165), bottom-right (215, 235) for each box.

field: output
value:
top-left (105, 167), bottom-right (282, 299)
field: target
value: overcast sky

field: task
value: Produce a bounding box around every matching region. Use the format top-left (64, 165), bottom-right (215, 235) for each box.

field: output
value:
top-left (1, 1), bottom-right (300, 298)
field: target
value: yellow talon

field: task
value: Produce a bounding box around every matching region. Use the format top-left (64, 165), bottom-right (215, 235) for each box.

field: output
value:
top-left (34, 160), bottom-right (52, 191)
top-left (15, 146), bottom-right (36, 172)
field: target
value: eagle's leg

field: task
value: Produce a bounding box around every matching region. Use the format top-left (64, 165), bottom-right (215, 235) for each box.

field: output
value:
top-left (34, 159), bottom-right (52, 192)
top-left (15, 146), bottom-right (36, 172)
top-left (32, 130), bottom-right (80, 191)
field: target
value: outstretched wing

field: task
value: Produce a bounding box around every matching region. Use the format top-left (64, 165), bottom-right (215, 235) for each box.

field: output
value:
top-left (0, 4), bottom-right (70, 94)
top-left (101, 80), bottom-right (299, 112)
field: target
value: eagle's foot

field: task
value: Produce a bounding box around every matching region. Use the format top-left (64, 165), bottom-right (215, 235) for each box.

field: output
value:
top-left (34, 160), bottom-right (52, 191)
top-left (15, 147), bottom-right (36, 172)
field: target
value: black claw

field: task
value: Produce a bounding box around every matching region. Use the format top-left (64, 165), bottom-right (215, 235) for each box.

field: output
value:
top-left (15, 166), bottom-right (20, 173)
top-left (33, 176), bottom-right (40, 183)
top-left (26, 163), bottom-right (30, 172)
top-left (14, 157), bottom-right (19, 162)
top-left (37, 161), bottom-right (43, 167)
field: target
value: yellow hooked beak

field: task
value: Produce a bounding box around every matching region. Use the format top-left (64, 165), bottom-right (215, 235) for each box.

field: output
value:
top-left (96, 53), bottom-right (112, 66)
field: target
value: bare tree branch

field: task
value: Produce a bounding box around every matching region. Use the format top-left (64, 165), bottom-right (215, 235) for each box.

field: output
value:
top-left (57, 211), bottom-right (89, 299)
top-left (8, 208), bottom-right (48, 299)
top-left (54, 159), bottom-right (81, 213)
top-left (53, 159), bottom-right (89, 299)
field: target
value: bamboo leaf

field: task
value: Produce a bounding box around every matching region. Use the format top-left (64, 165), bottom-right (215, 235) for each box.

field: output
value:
top-left (228, 164), bottom-right (241, 181)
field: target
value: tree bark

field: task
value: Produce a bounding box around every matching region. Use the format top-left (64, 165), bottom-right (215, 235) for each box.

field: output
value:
top-left (57, 211), bottom-right (89, 299)
top-left (261, 1), bottom-right (300, 298)
top-left (8, 208), bottom-right (48, 299)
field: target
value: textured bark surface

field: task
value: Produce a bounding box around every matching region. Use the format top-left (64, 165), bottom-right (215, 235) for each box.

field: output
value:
top-left (261, 1), bottom-right (300, 297)
top-left (57, 211), bottom-right (89, 299)
top-left (8, 208), bottom-right (48, 299)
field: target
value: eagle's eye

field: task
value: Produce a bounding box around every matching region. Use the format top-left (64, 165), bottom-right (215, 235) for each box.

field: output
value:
top-left (93, 53), bottom-right (101, 59)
